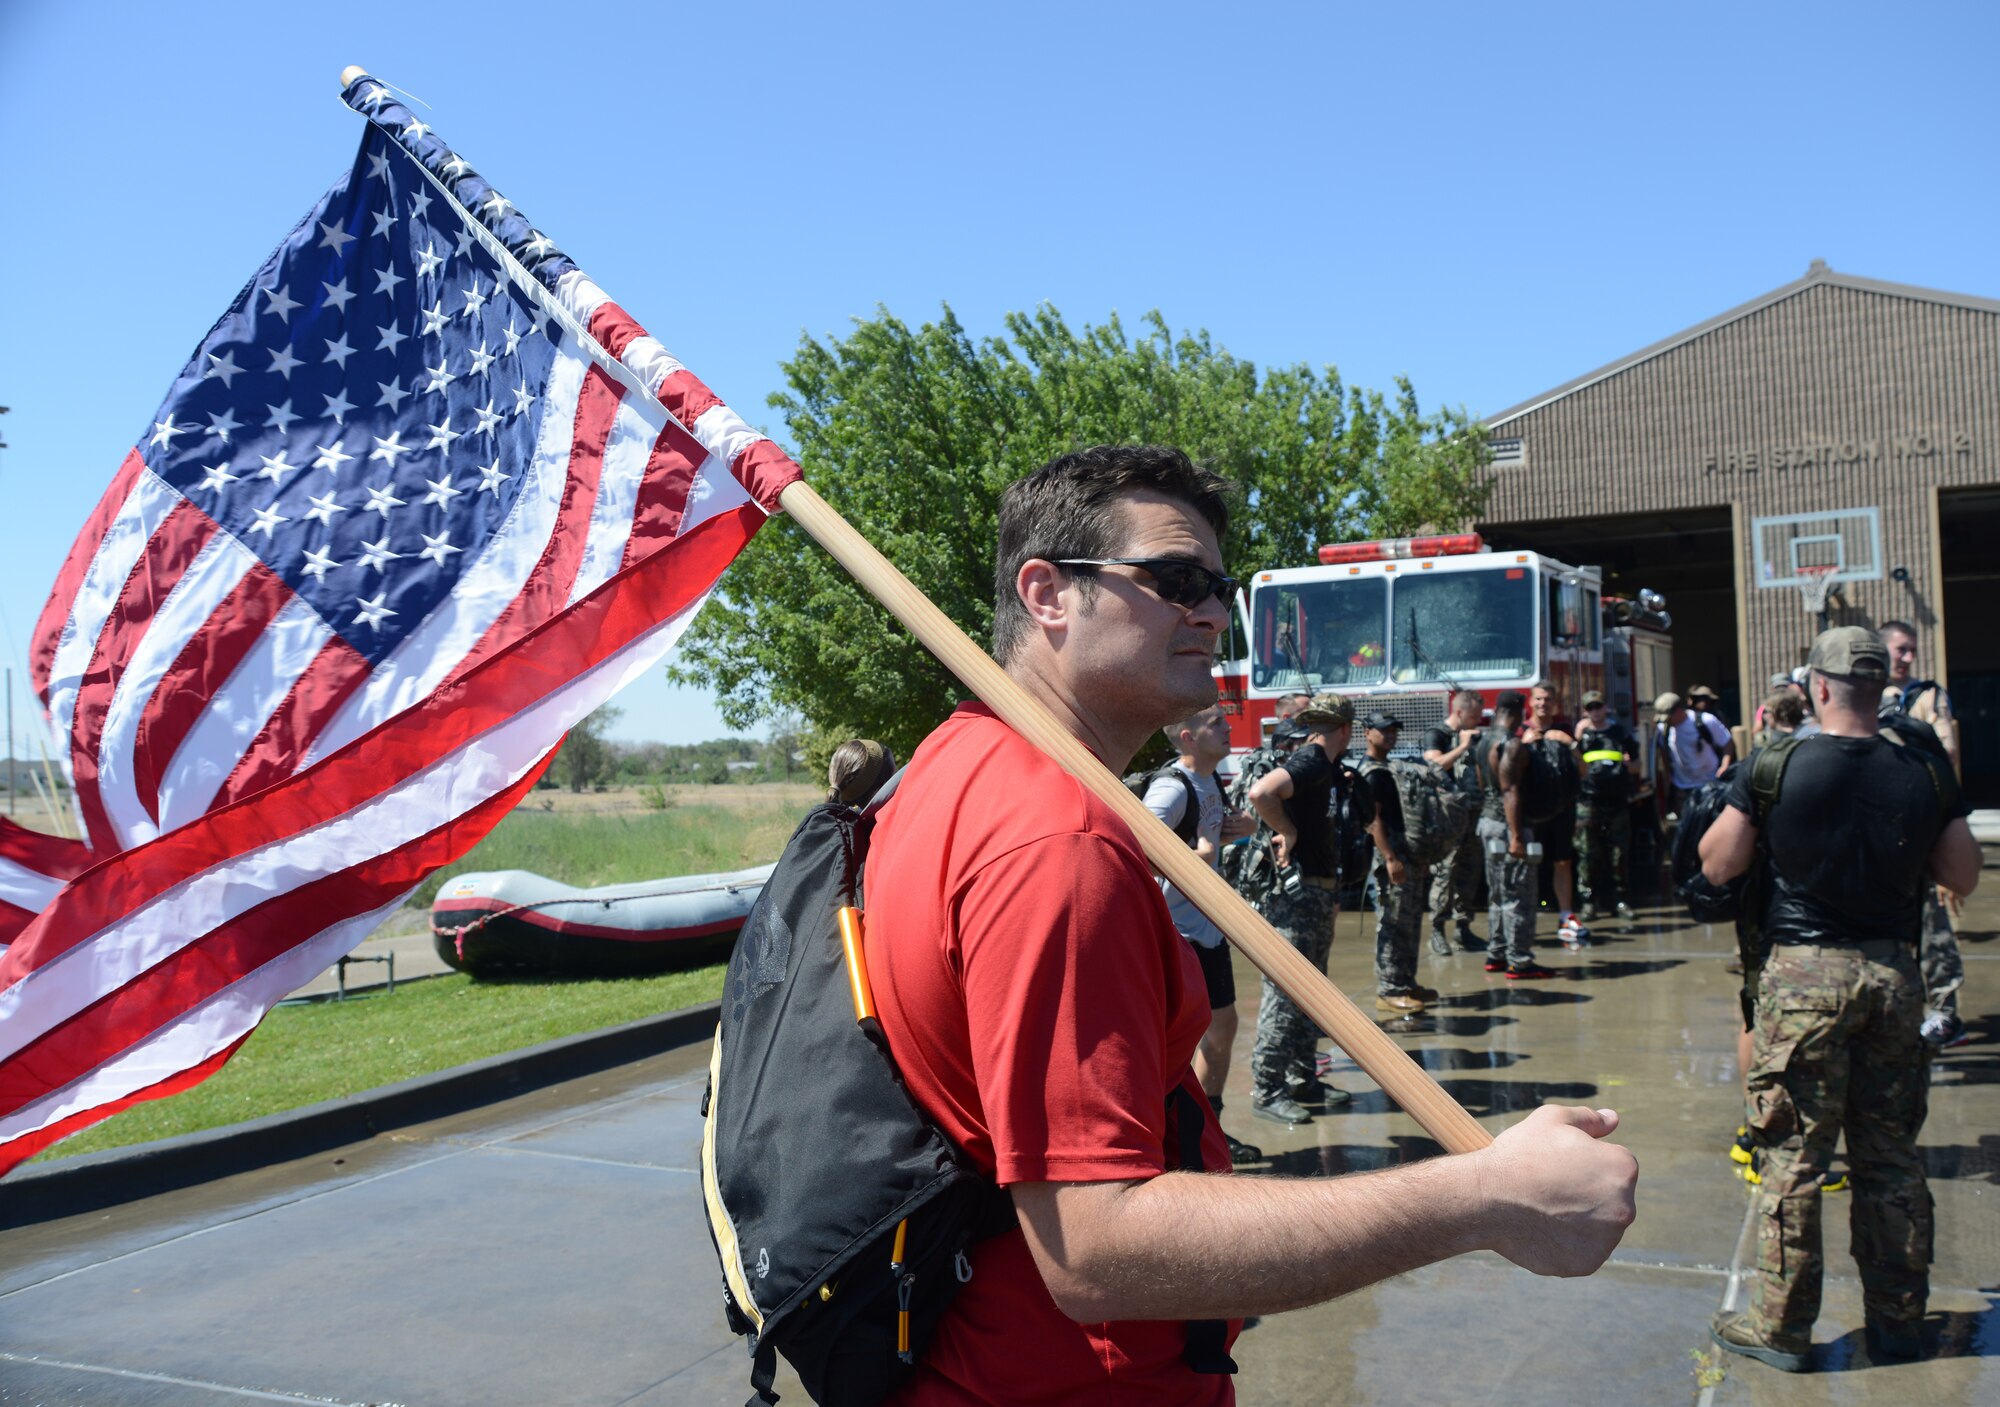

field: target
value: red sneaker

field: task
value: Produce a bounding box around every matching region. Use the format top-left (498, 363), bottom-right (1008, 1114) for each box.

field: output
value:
top-left (1483, 957), bottom-right (1507, 974)
top-left (1506, 962), bottom-right (1558, 981)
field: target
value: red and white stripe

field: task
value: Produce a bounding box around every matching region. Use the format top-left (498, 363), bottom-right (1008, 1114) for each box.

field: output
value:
top-left (2, 169), bottom-right (800, 1172)
top-left (0, 820), bottom-right (92, 945)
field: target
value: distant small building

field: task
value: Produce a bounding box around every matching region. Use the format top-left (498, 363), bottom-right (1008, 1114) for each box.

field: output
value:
top-left (1475, 263), bottom-right (2000, 805)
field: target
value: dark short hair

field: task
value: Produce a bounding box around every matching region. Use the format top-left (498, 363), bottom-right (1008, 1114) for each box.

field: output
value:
top-left (1878, 619), bottom-right (1917, 643)
top-left (1764, 693), bottom-right (1805, 729)
top-left (1494, 690), bottom-right (1527, 717)
top-left (992, 445), bottom-right (1233, 664)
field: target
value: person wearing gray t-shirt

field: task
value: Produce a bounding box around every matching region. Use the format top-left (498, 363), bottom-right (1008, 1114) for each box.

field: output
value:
top-left (1144, 703), bottom-right (1259, 1163)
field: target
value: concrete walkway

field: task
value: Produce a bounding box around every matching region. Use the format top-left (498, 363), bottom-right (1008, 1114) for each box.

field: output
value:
top-left (3, 877), bottom-right (1995, 1404)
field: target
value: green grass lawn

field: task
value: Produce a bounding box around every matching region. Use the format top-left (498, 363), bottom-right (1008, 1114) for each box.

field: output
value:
top-left (30, 786), bottom-right (815, 1165)
top-left (34, 966), bottom-right (727, 1163)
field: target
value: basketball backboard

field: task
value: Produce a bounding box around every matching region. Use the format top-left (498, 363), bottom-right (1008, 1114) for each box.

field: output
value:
top-left (1752, 507), bottom-right (1883, 588)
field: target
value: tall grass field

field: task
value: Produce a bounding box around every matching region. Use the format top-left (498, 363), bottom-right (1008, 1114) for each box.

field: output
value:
top-left (405, 784), bottom-right (817, 908)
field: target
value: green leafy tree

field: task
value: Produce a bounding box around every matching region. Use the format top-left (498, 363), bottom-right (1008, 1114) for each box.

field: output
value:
top-left (555, 705), bottom-right (622, 792)
top-left (671, 305), bottom-right (1490, 762)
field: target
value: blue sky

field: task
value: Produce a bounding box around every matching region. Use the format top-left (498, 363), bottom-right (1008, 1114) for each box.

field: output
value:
top-left (1, 1), bottom-right (1993, 745)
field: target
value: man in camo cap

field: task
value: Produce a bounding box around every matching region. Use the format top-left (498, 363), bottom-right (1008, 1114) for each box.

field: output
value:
top-left (1243, 691), bottom-right (1371, 1123)
top-left (1704, 626), bottom-right (1980, 1371)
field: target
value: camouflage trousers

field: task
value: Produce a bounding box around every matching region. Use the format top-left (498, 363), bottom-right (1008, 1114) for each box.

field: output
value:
top-left (1920, 888), bottom-right (1962, 1022)
top-left (1428, 827), bottom-right (1483, 931)
top-left (1374, 857), bottom-right (1426, 996)
top-left (1477, 818), bottom-right (1536, 968)
top-left (1249, 883), bottom-right (1339, 1102)
top-left (1574, 800), bottom-right (1630, 911)
top-left (1744, 942), bottom-right (1932, 1346)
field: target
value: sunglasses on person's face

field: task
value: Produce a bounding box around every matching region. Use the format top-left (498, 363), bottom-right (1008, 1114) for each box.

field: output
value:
top-left (1054, 558), bottom-right (1240, 611)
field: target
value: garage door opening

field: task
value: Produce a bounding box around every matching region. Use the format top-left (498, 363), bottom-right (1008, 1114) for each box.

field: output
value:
top-left (1480, 508), bottom-right (1740, 720)
top-left (1941, 486), bottom-right (2000, 808)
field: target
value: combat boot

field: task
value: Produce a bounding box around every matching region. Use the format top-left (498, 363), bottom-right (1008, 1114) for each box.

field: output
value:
top-left (1428, 925), bottom-right (1452, 957)
top-left (1864, 1316), bottom-right (1922, 1361)
top-left (1710, 1312), bottom-right (1810, 1372)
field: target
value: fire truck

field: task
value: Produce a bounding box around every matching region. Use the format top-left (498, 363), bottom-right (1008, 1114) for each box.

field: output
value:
top-left (1214, 533), bottom-right (1673, 770)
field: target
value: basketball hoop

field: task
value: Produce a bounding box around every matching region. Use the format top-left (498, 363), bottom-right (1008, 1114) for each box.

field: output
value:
top-left (1799, 564), bottom-right (1838, 617)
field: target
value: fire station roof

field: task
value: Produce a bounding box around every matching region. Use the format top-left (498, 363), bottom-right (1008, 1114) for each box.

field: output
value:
top-left (1483, 262), bottom-right (2000, 430)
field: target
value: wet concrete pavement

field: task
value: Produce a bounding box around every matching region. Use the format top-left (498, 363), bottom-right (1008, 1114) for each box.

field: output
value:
top-left (3, 875), bottom-right (1996, 1405)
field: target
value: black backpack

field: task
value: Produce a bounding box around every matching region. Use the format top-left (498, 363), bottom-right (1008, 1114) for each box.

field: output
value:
top-left (701, 788), bottom-right (1012, 1406)
top-left (1124, 764), bottom-right (1201, 845)
top-left (1356, 757), bottom-right (1476, 868)
top-left (1330, 762), bottom-right (1378, 884)
top-left (701, 782), bottom-right (1235, 1404)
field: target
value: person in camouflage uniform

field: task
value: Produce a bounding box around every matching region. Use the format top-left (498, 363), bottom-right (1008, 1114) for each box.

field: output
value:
top-left (1424, 690), bottom-right (1487, 955)
top-left (1246, 882), bottom-right (1341, 1107)
top-left (1741, 946), bottom-right (1933, 1360)
top-left (1244, 692), bottom-right (1369, 1124)
top-left (1359, 710), bottom-right (1432, 1014)
top-left (1701, 627), bottom-right (1981, 1372)
top-left (1879, 621), bottom-right (1970, 1048)
top-left (1474, 691), bottom-right (1554, 979)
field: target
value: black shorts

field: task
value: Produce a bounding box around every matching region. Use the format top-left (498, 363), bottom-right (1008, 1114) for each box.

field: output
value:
top-left (1537, 820), bottom-right (1576, 864)
top-left (1193, 940), bottom-right (1236, 1010)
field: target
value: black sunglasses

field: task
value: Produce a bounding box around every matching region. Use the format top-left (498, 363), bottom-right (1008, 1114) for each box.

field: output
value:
top-left (1053, 557), bottom-right (1240, 611)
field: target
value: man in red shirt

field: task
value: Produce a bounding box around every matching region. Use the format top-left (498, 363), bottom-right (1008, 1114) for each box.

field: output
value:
top-left (866, 445), bottom-right (1639, 1405)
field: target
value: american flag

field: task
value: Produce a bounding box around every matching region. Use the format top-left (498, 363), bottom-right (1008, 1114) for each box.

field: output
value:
top-left (0, 75), bottom-right (799, 1174)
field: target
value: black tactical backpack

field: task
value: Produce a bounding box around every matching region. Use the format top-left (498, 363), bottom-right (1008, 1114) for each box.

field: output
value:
top-left (700, 786), bottom-right (1012, 1406)
top-left (1357, 757), bottom-right (1476, 868)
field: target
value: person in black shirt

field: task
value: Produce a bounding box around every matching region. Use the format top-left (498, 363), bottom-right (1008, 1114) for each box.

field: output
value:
top-left (1572, 691), bottom-right (1637, 922)
top-left (1702, 628), bottom-right (1981, 1372)
top-left (1424, 689), bottom-right (1487, 954)
top-left (1246, 691), bottom-right (1370, 1123)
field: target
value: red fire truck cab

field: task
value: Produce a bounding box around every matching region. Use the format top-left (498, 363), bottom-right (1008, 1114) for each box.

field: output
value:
top-left (1215, 533), bottom-right (1671, 765)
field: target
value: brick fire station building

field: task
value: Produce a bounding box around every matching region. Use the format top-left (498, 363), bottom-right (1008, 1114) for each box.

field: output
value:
top-left (1474, 262), bottom-right (2000, 805)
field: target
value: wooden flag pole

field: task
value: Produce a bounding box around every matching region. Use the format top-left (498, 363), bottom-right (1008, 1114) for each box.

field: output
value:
top-left (330, 62), bottom-right (1485, 1154)
top-left (778, 480), bottom-right (1492, 1155)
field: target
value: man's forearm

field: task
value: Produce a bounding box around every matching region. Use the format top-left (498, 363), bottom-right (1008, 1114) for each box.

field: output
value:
top-left (1024, 1157), bottom-right (1485, 1321)
top-left (1014, 1105), bottom-right (1638, 1323)
top-left (1369, 816), bottom-right (1396, 863)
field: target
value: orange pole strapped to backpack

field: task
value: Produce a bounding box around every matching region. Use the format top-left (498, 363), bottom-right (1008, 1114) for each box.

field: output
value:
top-left (837, 906), bottom-right (877, 1026)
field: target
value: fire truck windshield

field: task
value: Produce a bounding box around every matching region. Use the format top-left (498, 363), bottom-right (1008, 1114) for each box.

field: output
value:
top-left (1250, 567), bottom-right (1536, 690)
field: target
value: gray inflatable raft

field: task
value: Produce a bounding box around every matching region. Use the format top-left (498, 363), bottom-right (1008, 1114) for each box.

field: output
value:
top-left (430, 863), bottom-right (774, 976)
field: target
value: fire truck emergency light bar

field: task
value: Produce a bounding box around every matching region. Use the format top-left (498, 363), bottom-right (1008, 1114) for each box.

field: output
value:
top-left (1316, 533), bottom-right (1484, 565)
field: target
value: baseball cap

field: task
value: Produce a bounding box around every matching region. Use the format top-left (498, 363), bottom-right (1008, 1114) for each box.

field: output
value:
top-left (1768, 671), bottom-right (1795, 689)
top-left (1653, 691), bottom-right (1683, 714)
top-left (1581, 690), bottom-right (1606, 708)
top-left (1363, 709), bottom-right (1402, 732)
top-left (1806, 625), bottom-right (1889, 681)
top-left (1271, 719), bottom-right (1309, 750)
top-left (1687, 684), bottom-right (1718, 701)
top-left (1295, 691), bottom-right (1354, 728)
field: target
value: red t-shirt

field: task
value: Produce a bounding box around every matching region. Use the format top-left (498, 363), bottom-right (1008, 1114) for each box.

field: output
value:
top-left (865, 703), bottom-right (1237, 1406)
